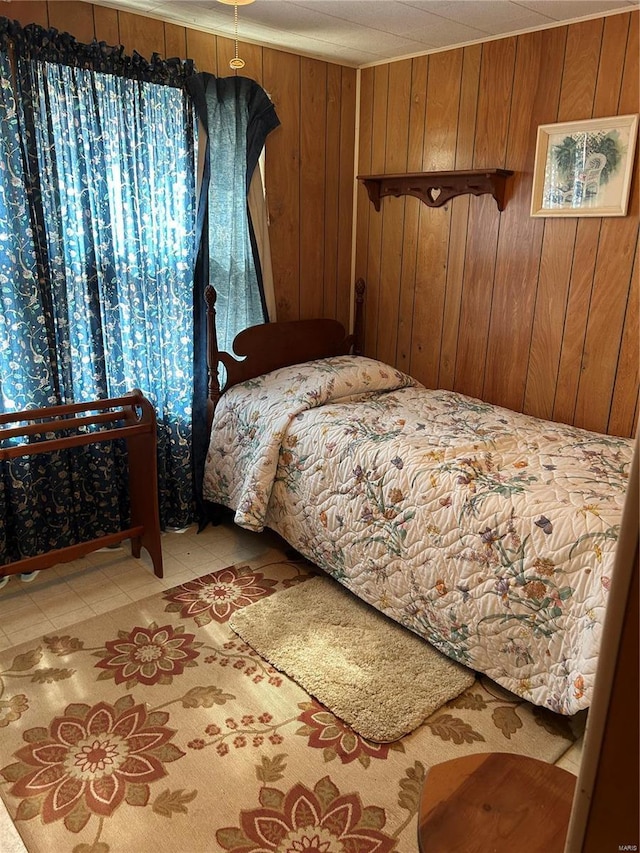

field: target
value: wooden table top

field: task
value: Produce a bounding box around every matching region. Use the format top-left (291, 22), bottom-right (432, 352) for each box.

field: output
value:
top-left (418, 751), bottom-right (576, 853)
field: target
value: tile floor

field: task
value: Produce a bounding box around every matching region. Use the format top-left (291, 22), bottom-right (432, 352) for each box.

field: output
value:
top-left (0, 522), bottom-right (278, 653)
top-left (0, 521), bottom-right (583, 852)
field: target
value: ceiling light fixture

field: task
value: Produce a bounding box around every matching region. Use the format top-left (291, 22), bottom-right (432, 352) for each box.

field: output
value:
top-left (216, 0), bottom-right (255, 71)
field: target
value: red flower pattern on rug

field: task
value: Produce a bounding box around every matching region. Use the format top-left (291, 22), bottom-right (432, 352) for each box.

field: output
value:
top-left (216, 775), bottom-right (396, 852)
top-left (94, 623), bottom-right (200, 687)
top-left (1, 695), bottom-right (184, 832)
top-left (296, 701), bottom-right (403, 766)
top-left (0, 695), bottom-right (29, 728)
top-left (163, 566), bottom-right (278, 625)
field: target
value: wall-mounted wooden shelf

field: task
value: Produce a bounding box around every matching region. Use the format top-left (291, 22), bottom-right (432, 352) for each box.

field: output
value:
top-left (357, 169), bottom-right (514, 211)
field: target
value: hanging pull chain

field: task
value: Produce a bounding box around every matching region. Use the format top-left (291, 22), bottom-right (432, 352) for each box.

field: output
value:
top-left (229, 2), bottom-right (245, 70)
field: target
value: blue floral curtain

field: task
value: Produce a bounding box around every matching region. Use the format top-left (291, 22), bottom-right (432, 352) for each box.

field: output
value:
top-left (187, 74), bottom-right (279, 351)
top-left (0, 42), bottom-right (54, 410)
top-left (0, 19), bottom-right (197, 566)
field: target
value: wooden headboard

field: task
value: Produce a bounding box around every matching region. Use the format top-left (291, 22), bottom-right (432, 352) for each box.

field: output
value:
top-left (206, 278), bottom-right (365, 426)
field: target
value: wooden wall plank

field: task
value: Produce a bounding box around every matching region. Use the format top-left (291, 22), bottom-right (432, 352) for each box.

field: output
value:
top-left (618, 11), bottom-right (639, 126)
top-left (611, 10), bottom-right (637, 437)
top-left (574, 213), bottom-right (637, 433)
top-left (519, 35), bottom-right (571, 423)
top-left (376, 59), bottom-right (411, 368)
top-left (364, 64), bottom-right (389, 359)
top-left (452, 196), bottom-right (499, 398)
top-left (439, 43), bottom-right (481, 390)
top-left (117, 10), bottom-right (164, 58)
top-left (384, 59), bottom-right (411, 173)
top-left (263, 48), bottom-right (300, 320)
top-left (48, 1), bottom-right (94, 43)
top-left (299, 57), bottom-right (327, 319)
top-left (608, 10), bottom-right (639, 437)
top-left (354, 67), bottom-right (374, 349)
top-left (396, 55), bottom-right (427, 374)
top-left (164, 22), bottom-right (187, 60)
top-left (523, 220), bottom-right (575, 419)
top-left (323, 63), bottom-right (341, 320)
top-left (557, 18), bottom-right (604, 118)
top-left (608, 244), bottom-right (639, 437)
top-left (336, 66), bottom-right (356, 332)
top-left (409, 50), bottom-right (462, 388)
top-left (484, 28), bottom-right (565, 412)
top-left (422, 49), bottom-right (462, 171)
top-left (376, 192), bottom-right (405, 365)
top-left (472, 37), bottom-right (516, 169)
top-left (406, 56), bottom-right (428, 173)
top-left (93, 5), bottom-right (118, 44)
top-left (186, 28), bottom-right (217, 73)
top-left (4, 2), bottom-right (49, 27)
top-left (552, 222), bottom-right (601, 425)
top-left (593, 12), bottom-right (630, 117)
top-left (454, 38), bottom-right (516, 399)
top-left (370, 64), bottom-right (389, 173)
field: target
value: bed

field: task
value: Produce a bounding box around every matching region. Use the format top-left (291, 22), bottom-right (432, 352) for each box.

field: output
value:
top-left (201, 281), bottom-right (634, 715)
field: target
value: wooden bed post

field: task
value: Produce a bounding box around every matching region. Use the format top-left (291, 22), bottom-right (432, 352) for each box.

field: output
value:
top-left (353, 278), bottom-right (365, 356)
top-left (205, 284), bottom-right (221, 430)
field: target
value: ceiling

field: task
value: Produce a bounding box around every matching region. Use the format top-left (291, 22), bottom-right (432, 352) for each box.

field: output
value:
top-left (96, 0), bottom-right (638, 67)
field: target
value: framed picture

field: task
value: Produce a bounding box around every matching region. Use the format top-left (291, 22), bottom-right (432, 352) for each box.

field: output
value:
top-left (530, 114), bottom-right (638, 217)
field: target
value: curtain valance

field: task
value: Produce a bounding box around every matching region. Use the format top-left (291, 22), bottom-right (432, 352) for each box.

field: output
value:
top-left (0, 16), bottom-right (194, 86)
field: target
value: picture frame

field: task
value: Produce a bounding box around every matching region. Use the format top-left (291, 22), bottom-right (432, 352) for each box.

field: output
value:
top-left (530, 114), bottom-right (638, 217)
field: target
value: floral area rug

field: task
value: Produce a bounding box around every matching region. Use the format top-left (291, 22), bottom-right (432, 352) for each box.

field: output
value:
top-left (0, 550), bottom-right (584, 853)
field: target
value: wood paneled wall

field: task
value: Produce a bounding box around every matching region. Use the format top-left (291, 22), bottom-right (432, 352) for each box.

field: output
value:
top-left (5, 0), bottom-right (357, 333)
top-left (355, 12), bottom-right (639, 438)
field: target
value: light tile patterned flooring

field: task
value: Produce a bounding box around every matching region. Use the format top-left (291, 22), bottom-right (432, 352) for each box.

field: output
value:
top-left (0, 521), bottom-right (583, 851)
top-left (0, 522), bottom-right (277, 653)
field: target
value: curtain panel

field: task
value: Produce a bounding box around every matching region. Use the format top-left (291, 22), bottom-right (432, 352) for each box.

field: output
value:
top-left (0, 19), bottom-right (197, 567)
top-left (186, 73), bottom-right (280, 523)
top-left (186, 73), bottom-right (280, 351)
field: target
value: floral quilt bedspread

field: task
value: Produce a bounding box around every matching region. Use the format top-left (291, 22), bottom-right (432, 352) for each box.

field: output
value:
top-left (203, 356), bottom-right (633, 714)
